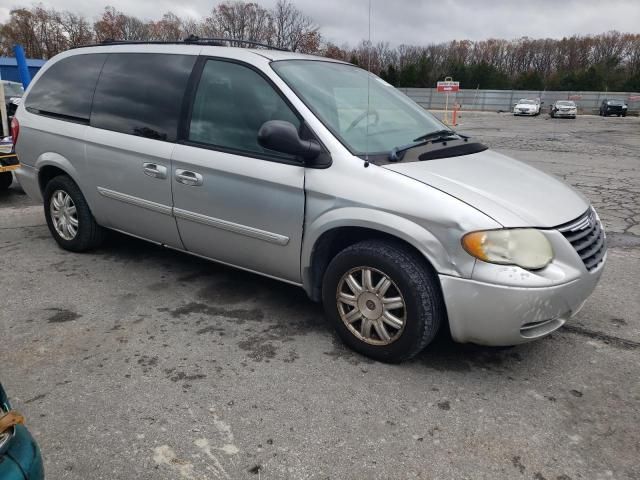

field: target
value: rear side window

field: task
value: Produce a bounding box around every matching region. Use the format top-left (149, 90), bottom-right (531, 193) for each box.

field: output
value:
top-left (25, 54), bottom-right (107, 122)
top-left (188, 59), bottom-right (300, 159)
top-left (91, 53), bottom-right (196, 142)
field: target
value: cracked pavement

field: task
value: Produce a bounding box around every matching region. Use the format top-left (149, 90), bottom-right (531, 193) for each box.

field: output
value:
top-left (1, 112), bottom-right (639, 479)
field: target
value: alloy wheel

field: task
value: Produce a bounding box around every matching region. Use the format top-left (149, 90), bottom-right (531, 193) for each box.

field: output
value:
top-left (336, 266), bottom-right (407, 345)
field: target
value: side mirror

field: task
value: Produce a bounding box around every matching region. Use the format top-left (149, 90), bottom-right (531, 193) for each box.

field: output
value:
top-left (258, 120), bottom-right (322, 160)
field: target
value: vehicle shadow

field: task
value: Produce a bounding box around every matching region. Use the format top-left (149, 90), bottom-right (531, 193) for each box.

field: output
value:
top-left (97, 231), bottom-right (548, 372)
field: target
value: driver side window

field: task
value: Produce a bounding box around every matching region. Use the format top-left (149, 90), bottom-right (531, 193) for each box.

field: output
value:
top-left (189, 59), bottom-right (301, 160)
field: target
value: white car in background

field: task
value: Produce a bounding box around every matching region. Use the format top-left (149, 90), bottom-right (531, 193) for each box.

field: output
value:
top-left (513, 98), bottom-right (542, 116)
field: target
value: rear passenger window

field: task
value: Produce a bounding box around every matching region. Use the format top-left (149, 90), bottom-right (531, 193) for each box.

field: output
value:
top-left (25, 54), bottom-right (107, 122)
top-left (188, 60), bottom-right (300, 159)
top-left (91, 53), bottom-right (196, 142)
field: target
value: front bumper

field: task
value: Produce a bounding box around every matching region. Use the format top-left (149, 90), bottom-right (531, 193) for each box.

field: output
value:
top-left (439, 257), bottom-right (605, 346)
top-left (554, 111), bottom-right (576, 117)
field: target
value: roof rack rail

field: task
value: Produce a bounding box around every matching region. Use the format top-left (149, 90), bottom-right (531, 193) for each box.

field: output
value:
top-left (184, 35), bottom-right (289, 51)
top-left (71, 36), bottom-right (289, 52)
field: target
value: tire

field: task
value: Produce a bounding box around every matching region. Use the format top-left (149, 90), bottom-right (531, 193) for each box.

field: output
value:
top-left (43, 175), bottom-right (105, 252)
top-left (322, 239), bottom-right (444, 363)
top-left (0, 172), bottom-right (12, 191)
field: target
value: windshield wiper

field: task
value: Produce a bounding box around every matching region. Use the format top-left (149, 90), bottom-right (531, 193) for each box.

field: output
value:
top-left (412, 129), bottom-right (457, 142)
top-left (389, 129), bottom-right (459, 162)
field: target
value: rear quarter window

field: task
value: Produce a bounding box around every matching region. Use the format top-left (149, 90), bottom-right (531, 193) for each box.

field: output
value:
top-left (25, 53), bottom-right (107, 122)
top-left (90, 53), bottom-right (196, 142)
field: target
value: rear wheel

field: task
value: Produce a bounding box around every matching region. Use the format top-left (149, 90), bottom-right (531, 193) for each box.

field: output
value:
top-left (43, 175), bottom-right (105, 252)
top-left (0, 172), bottom-right (12, 191)
top-left (322, 240), bottom-right (444, 363)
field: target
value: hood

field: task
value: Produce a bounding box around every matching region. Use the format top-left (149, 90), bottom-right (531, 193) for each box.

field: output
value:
top-left (383, 149), bottom-right (589, 228)
top-left (515, 103), bottom-right (537, 109)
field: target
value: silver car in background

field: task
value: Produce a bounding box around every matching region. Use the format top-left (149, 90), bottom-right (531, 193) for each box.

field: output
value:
top-left (550, 100), bottom-right (577, 118)
top-left (14, 41), bottom-right (606, 362)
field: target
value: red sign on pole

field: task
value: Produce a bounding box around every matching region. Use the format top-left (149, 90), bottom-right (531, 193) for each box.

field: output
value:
top-left (437, 80), bottom-right (460, 93)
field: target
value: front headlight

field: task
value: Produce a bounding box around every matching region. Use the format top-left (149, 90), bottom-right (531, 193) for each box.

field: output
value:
top-left (622, 105), bottom-right (628, 109)
top-left (462, 228), bottom-right (553, 270)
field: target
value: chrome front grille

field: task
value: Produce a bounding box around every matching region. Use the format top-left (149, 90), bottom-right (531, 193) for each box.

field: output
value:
top-left (556, 208), bottom-right (606, 271)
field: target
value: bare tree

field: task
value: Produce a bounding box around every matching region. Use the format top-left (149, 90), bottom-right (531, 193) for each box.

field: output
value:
top-left (211, 1), bottom-right (272, 46)
top-left (94, 6), bottom-right (149, 42)
top-left (271, 0), bottom-right (320, 52)
top-left (59, 11), bottom-right (93, 47)
top-left (148, 12), bottom-right (183, 41)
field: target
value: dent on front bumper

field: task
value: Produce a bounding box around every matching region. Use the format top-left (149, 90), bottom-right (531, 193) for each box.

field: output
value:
top-left (440, 259), bottom-right (604, 346)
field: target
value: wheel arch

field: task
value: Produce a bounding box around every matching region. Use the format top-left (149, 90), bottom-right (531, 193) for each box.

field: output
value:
top-left (36, 153), bottom-right (81, 195)
top-left (301, 208), bottom-right (455, 302)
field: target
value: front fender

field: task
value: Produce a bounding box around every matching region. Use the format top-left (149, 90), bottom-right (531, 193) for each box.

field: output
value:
top-left (301, 206), bottom-right (459, 285)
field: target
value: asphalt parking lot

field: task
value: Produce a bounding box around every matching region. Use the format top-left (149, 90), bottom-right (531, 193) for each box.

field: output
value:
top-left (1, 112), bottom-right (639, 479)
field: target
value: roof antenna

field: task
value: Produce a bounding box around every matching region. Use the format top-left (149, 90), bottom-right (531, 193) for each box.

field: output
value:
top-left (364, 0), bottom-right (372, 168)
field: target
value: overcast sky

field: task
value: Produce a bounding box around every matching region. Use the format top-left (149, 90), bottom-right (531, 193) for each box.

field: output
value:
top-left (2, 0), bottom-right (639, 46)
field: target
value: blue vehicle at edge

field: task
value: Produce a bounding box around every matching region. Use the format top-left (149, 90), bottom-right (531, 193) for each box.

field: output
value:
top-left (0, 383), bottom-right (44, 479)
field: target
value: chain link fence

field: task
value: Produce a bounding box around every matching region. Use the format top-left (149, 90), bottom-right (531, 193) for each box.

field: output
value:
top-left (398, 88), bottom-right (640, 115)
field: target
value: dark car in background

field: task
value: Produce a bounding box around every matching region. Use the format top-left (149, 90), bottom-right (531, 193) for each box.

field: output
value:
top-left (599, 99), bottom-right (628, 117)
top-left (0, 383), bottom-right (44, 480)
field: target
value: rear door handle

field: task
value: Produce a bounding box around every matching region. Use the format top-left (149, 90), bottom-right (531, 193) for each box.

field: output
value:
top-left (143, 162), bottom-right (167, 179)
top-left (175, 169), bottom-right (203, 186)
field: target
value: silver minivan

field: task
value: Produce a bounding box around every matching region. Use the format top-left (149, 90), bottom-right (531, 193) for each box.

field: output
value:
top-left (14, 41), bottom-right (606, 362)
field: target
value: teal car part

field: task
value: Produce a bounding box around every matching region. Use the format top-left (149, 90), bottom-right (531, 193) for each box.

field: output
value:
top-left (0, 383), bottom-right (44, 479)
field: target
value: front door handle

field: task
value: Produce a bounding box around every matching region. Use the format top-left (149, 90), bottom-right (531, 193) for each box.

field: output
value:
top-left (175, 169), bottom-right (204, 186)
top-left (143, 162), bottom-right (167, 179)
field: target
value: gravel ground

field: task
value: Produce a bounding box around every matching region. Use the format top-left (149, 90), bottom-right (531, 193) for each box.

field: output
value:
top-left (1, 112), bottom-right (639, 480)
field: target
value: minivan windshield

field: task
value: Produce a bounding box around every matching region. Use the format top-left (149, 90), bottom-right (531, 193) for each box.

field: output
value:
top-left (272, 60), bottom-right (447, 155)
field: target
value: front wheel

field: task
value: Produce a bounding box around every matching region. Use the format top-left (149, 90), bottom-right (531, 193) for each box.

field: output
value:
top-left (44, 175), bottom-right (105, 252)
top-left (322, 240), bottom-right (444, 363)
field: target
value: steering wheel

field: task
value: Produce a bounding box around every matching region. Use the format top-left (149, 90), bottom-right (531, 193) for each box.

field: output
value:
top-left (346, 109), bottom-right (379, 133)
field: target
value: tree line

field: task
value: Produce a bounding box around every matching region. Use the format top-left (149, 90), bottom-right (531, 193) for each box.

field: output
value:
top-left (1, 2), bottom-right (639, 91)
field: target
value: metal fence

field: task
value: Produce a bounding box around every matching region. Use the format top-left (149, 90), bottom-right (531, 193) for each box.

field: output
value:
top-left (398, 88), bottom-right (640, 115)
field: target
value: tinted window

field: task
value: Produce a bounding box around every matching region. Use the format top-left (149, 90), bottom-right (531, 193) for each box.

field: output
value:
top-left (25, 54), bottom-right (107, 122)
top-left (91, 53), bottom-right (196, 142)
top-left (189, 60), bottom-right (300, 159)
